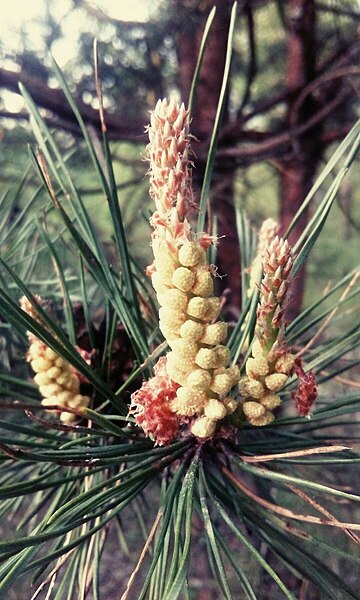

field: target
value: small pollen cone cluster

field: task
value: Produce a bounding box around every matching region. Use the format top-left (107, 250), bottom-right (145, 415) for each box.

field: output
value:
top-left (132, 99), bottom-right (240, 443)
top-left (20, 295), bottom-right (90, 422)
top-left (248, 219), bottom-right (280, 295)
top-left (240, 236), bottom-right (295, 426)
top-left (242, 219), bottom-right (281, 351)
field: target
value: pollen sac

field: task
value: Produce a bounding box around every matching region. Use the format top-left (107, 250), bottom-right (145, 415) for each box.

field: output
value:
top-left (63, 377), bottom-right (79, 392)
top-left (187, 368), bottom-right (212, 389)
top-left (191, 415), bottom-right (217, 438)
top-left (151, 271), bottom-right (170, 294)
top-left (248, 411), bottom-right (274, 426)
top-left (251, 339), bottom-right (265, 358)
top-left (191, 270), bottom-right (214, 297)
top-left (202, 297), bottom-right (221, 321)
top-left (45, 348), bottom-right (58, 361)
top-left (200, 322), bottom-right (228, 345)
top-left (226, 365), bottom-right (241, 385)
top-left (39, 383), bottom-right (63, 398)
top-left (239, 376), bottom-right (265, 399)
top-left (178, 241), bottom-right (205, 267)
top-left (154, 255), bottom-right (177, 280)
top-left (275, 353), bottom-right (295, 375)
top-left (169, 338), bottom-right (199, 360)
top-left (170, 386), bottom-right (207, 415)
top-left (41, 397), bottom-right (60, 408)
top-left (167, 350), bottom-right (195, 372)
top-left (71, 394), bottom-right (90, 408)
top-left (166, 361), bottom-right (190, 386)
top-left (159, 306), bottom-right (186, 330)
top-left (177, 386), bottom-right (207, 407)
top-left (223, 397), bottom-right (238, 414)
top-left (159, 322), bottom-right (180, 340)
top-left (210, 373), bottom-right (232, 396)
top-left (56, 390), bottom-right (74, 404)
top-left (187, 296), bottom-right (208, 319)
top-left (31, 357), bottom-right (52, 373)
top-left (214, 345), bottom-right (231, 368)
top-left (60, 411), bottom-right (75, 424)
top-left (152, 239), bottom-right (176, 262)
top-left (172, 267), bottom-right (196, 292)
top-left (259, 394), bottom-right (281, 409)
top-left (46, 366), bottom-right (62, 380)
top-left (213, 366), bottom-right (226, 375)
top-left (179, 319), bottom-right (204, 340)
top-left (245, 356), bottom-right (269, 378)
top-left (169, 398), bottom-right (197, 416)
top-left (265, 372), bottom-right (288, 392)
top-left (28, 341), bottom-right (42, 361)
top-left (34, 373), bottom-right (51, 386)
top-left (213, 365), bottom-right (240, 389)
top-left (242, 401), bottom-right (265, 419)
top-left (204, 398), bottom-right (227, 420)
top-left (157, 288), bottom-right (188, 312)
top-left (55, 357), bottom-right (66, 368)
top-left (195, 347), bottom-right (219, 369)
top-left (56, 374), bottom-right (74, 387)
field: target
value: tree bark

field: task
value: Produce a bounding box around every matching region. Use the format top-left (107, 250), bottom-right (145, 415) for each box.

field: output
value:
top-left (280, 0), bottom-right (322, 320)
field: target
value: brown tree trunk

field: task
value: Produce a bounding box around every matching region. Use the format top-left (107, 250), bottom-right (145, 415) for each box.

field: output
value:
top-left (280, 0), bottom-right (322, 320)
top-left (176, 0), bottom-right (241, 315)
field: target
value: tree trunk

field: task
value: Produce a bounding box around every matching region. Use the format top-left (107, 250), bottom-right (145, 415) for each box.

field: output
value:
top-left (280, 0), bottom-right (322, 320)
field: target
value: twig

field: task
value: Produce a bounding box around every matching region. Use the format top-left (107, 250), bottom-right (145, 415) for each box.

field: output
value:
top-left (299, 579), bottom-right (310, 600)
top-left (223, 467), bottom-right (360, 531)
top-left (290, 66), bottom-right (360, 129)
top-left (217, 87), bottom-right (351, 163)
top-left (320, 370), bottom-right (360, 389)
top-left (287, 484), bottom-right (360, 545)
top-left (30, 542), bottom-right (75, 600)
top-left (239, 445), bottom-right (351, 463)
top-left (120, 509), bottom-right (163, 600)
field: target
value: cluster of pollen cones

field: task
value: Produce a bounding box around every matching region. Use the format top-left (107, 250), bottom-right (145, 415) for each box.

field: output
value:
top-left (130, 98), bottom-right (317, 444)
top-left (19, 98), bottom-right (317, 444)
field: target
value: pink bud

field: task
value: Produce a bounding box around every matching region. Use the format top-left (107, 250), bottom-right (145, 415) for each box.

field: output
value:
top-left (292, 359), bottom-right (317, 417)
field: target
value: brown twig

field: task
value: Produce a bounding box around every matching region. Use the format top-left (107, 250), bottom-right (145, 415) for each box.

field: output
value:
top-left (239, 445), bottom-right (351, 463)
top-left (30, 542), bottom-right (75, 600)
top-left (223, 467), bottom-right (360, 531)
top-left (120, 509), bottom-right (163, 600)
top-left (286, 484), bottom-right (360, 544)
top-left (0, 67), bottom-right (145, 140)
top-left (332, 375), bottom-right (360, 389)
top-left (299, 579), bottom-right (310, 600)
top-left (289, 66), bottom-right (360, 129)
